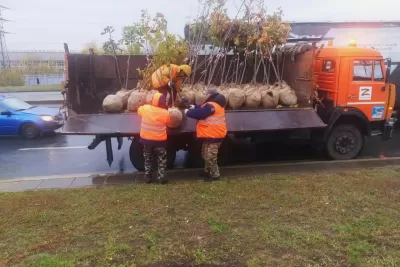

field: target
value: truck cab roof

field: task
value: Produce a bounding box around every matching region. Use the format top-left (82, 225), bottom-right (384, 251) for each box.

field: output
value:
top-left (318, 46), bottom-right (383, 58)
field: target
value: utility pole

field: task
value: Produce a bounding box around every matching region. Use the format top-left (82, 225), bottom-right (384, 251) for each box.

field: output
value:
top-left (0, 5), bottom-right (10, 70)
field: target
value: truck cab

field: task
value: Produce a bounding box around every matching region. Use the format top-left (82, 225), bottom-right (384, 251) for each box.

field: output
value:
top-left (314, 45), bottom-right (396, 160)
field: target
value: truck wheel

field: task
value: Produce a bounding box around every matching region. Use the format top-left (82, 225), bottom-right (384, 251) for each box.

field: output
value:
top-left (325, 124), bottom-right (364, 160)
top-left (186, 137), bottom-right (232, 168)
top-left (129, 138), bottom-right (176, 171)
top-left (20, 123), bottom-right (40, 139)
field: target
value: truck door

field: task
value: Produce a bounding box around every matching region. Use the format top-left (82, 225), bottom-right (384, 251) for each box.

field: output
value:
top-left (347, 59), bottom-right (387, 120)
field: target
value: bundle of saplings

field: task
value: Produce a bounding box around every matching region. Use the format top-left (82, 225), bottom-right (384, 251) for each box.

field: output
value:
top-left (101, 0), bottom-right (298, 128)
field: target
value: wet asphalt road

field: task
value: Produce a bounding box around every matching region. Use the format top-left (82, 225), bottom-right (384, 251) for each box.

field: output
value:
top-left (0, 103), bottom-right (400, 180)
top-left (3, 91), bottom-right (63, 103)
top-left (0, 126), bottom-right (399, 180)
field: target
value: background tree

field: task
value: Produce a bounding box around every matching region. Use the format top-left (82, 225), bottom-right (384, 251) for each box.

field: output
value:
top-left (101, 26), bottom-right (124, 54)
top-left (81, 41), bottom-right (104, 54)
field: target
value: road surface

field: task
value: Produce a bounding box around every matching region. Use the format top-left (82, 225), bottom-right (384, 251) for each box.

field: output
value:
top-left (0, 127), bottom-right (398, 180)
top-left (0, 103), bottom-right (399, 180)
top-left (2, 91), bottom-right (63, 103)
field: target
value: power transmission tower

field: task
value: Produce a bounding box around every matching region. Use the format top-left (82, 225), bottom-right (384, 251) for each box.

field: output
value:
top-left (0, 5), bottom-right (10, 70)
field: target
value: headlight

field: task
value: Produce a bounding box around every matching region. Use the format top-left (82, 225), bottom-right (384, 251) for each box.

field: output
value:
top-left (40, 115), bottom-right (54, 122)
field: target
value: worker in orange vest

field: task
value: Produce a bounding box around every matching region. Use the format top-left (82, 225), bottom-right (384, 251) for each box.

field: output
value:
top-left (184, 88), bottom-right (227, 182)
top-left (151, 64), bottom-right (192, 107)
top-left (137, 92), bottom-right (171, 184)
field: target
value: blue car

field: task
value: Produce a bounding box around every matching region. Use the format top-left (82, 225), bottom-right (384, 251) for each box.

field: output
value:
top-left (0, 95), bottom-right (63, 139)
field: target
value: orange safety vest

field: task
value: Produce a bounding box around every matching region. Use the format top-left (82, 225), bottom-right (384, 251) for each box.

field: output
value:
top-left (151, 64), bottom-right (180, 89)
top-left (138, 105), bottom-right (170, 141)
top-left (196, 102), bottom-right (227, 139)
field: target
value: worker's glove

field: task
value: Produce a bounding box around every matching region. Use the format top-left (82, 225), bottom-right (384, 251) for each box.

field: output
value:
top-left (184, 109), bottom-right (189, 114)
top-left (168, 81), bottom-right (175, 89)
top-left (189, 104), bottom-right (195, 109)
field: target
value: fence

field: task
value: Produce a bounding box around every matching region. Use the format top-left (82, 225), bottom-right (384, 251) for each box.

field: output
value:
top-left (24, 74), bottom-right (66, 86)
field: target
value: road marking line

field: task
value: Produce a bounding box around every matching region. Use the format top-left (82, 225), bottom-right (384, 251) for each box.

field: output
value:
top-left (19, 146), bottom-right (87, 151)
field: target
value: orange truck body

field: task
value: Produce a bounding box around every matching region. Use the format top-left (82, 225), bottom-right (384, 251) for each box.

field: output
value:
top-left (314, 46), bottom-right (396, 123)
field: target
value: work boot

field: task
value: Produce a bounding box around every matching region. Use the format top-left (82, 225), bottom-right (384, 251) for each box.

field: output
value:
top-left (204, 175), bottom-right (220, 183)
top-left (144, 174), bottom-right (153, 184)
top-left (158, 179), bottom-right (168, 185)
top-left (199, 170), bottom-right (210, 177)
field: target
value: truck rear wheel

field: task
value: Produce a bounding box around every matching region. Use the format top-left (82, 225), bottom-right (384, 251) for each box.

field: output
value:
top-left (186, 137), bottom-right (233, 168)
top-left (325, 124), bottom-right (364, 160)
top-left (129, 138), bottom-right (176, 171)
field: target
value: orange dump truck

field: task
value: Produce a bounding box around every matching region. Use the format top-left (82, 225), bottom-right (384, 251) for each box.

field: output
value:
top-left (60, 42), bottom-right (396, 170)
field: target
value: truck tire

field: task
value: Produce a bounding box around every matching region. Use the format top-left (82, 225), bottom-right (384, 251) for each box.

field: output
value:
top-left (325, 124), bottom-right (364, 160)
top-left (129, 138), bottom-right (176, 171)
top-left (20, 123), bottom-right (40, 139)
top-left (186, 137), bottom-right (233, 168)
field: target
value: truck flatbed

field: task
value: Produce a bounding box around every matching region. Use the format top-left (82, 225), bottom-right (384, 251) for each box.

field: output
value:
top-left (60, 108), bottom-right (326, 136)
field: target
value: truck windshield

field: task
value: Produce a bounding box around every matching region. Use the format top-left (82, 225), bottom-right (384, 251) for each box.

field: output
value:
top-left (1, 97), bottom-right (32, 111)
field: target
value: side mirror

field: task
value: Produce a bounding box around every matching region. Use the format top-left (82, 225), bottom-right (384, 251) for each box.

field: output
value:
top-left (1, 111), bottom-right (12, 116)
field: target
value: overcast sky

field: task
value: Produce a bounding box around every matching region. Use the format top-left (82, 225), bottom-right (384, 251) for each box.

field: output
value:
top-left (1, 0), bottom-right (398, 51)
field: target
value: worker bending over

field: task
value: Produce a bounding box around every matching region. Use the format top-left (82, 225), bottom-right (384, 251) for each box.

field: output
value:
top-left (137, 92), bottom-right (171, 184)
top-left (185, 88), bottom-right (227, 182)
top-left (151, 64), bottom-right (192, 107)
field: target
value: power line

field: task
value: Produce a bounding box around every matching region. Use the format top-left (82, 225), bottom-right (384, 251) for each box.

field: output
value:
top-left (0, 6), bottom-right (10, 69)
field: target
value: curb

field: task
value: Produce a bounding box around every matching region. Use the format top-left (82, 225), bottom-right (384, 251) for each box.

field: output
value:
top-left (1, 157), bottom-right (400, 192)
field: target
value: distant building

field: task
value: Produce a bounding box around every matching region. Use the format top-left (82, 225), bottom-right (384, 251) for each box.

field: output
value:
top-left (7, 51), bottom-right (66, 86)
top-left (8, 51), bottom-right (65, 71)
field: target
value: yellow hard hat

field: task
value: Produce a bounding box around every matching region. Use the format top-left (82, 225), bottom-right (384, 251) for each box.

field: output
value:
top-left (179, 65), bottom-right (192, 76)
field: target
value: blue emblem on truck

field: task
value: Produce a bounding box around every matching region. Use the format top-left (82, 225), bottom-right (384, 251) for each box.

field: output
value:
top-left (372, 106), bottom-right (384, 119)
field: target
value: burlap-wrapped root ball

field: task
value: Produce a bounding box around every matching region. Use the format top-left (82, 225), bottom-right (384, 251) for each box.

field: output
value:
top-left (145, 90), bottom-right (158, 104)
top-left (228, 88), bottom-right (245, 109)
top-left (244, 85), bottom-right (262, 108)
top-left (261, 89), bottom-right (279, 108)
top-left (116, 89), bottom-right (133, 108)
top-left (279, 84), bottom-right (298, 106)
top-left (193, 83), bottom-right (207, 105)
top-left (217, 87), bottom-right (230, 105)
top-left (127, 90), bottom-right (147, 112)
top-left (180, 87), bottom-right (196, 104)
top-left (103, 95), bottom-right (123, 113)
top-left (195, 91), bottom-right (207, 105)
top-left (168, 107), bottom-right (183, 128)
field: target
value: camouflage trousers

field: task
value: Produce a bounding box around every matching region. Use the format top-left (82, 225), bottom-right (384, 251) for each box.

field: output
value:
top-left (201, 142), bottom-right (221, 178)
top-left (143, 145), bottom-right (167, 181)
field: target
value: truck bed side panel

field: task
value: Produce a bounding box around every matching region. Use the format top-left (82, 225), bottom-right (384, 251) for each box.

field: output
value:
top-left (60, 109), bottom-right (326, 136)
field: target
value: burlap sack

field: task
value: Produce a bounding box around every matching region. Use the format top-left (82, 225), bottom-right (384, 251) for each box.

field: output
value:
top-left (193, 83), bottom-right (206, 92)
top-left (168, 107), bottom-right (183, 128)
top-left (279, 84), bottom-right (298, 106)
top-left (228, 88), bottom-right (245, 109)
top-left (127, 90), bottom-right (147, 111)
top-left (116, 89), bottom-right (132, 107)
top-left (244, 85), bottom-right (262, 108)
top-left (180, 88), bottom-right (196, 104)
top-left (261, 89), bottom-right (279, 108)
top-left (195, 91), bottom-right (207, 105)
top-left (102, 94), bottom-right (123, 113)
top-left (217, 87), bottom-right (230, 105)
top-left (145, 90), bottom-right (158, 104)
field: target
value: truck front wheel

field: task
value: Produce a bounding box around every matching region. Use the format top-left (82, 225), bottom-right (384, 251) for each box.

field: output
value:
top-left (325, 124), bottom-right (364, 160)
top-left (129, 138), bottom-right (176, 171)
